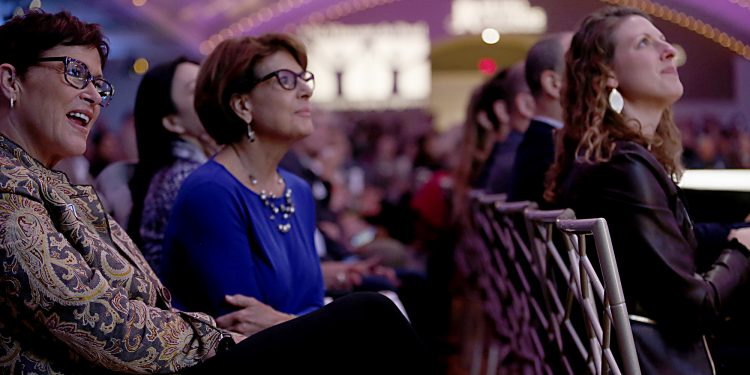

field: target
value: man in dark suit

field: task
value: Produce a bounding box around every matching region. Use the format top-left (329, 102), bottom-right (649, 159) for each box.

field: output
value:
top-left (508, 32), bottom-right (572, 205)
top-left (481, 62), bottom-right (534, 194)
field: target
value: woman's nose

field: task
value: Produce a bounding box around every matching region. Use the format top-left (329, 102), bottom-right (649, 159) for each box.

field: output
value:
top-left (661, 41), bottom-right (677, 61)
top-left (80, 81), bottom-right (102, 106)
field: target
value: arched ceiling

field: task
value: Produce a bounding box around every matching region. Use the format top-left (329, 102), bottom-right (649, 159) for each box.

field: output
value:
top-left (136, 0), bottom-right (750, 54)
top-left (22, 0), bottom-right (747, 59)
top-left (5, 0), bottom-right (747, 125)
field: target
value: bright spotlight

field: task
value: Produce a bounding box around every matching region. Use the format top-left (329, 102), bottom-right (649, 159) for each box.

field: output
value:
top-left (481, 28), bottom-right (500, 44)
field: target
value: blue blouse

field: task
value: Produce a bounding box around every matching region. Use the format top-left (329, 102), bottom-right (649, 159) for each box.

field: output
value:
top-left (161, 159), bottom-right (324, 317)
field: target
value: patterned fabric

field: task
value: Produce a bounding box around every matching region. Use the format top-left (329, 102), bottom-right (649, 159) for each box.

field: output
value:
top-left (140, 140), bottom-right (207, 274)
top-left (0, 136), bottom-right (222, 374)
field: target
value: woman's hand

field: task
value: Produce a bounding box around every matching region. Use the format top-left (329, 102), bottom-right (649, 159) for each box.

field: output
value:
top-left (215, 295), bottom-right (295, 336)
top-left (321, 257), bottom-right (400, 291)
top-left (321, 261), bottom-right (360, 291)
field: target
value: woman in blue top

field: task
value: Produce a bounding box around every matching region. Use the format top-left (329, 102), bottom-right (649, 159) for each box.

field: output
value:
top-left (162, 34), bottom-right (322, 331)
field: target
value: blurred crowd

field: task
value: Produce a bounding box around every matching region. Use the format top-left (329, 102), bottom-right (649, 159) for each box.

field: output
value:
top-left (679, 113), bottom-right (750, 169)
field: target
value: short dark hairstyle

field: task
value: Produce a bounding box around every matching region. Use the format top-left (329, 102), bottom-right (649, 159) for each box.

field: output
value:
top-left (194, 33), bottom-right (308, 145)
top-left (128, 57), bottom-right (199, 242)
top-left (526, 33), bottom-right (565, 97)
top-left (0, 10), bottom-right (109, 78)
top-left (525, 34), bottom-right (566, 97)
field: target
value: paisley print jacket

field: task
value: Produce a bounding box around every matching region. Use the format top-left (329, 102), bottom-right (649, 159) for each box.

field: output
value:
top-left (0, 136), bottom-right (222, 374)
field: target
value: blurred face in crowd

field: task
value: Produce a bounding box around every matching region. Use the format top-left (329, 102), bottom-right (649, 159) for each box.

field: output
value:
top-left (248, 51), bottom-right (314, 143)
top-left (169, 62), bottom-right (215, 151)
top-left (610, 16), bottom-right (683, 113)
top-left (11, 45), bottom-right (103, 166)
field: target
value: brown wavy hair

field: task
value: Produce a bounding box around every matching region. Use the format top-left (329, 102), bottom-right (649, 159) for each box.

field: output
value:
top-left (544, 6), bottom-right (683, 203)
top-left (451, 86), bottom-right (491, 227)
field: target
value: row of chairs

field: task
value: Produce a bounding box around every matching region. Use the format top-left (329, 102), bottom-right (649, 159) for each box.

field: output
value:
top-left (456, 192), bottom-right (641, 375)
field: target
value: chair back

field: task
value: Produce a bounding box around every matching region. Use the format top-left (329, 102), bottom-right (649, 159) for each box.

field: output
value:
top-left (525, 209), bottom-right (641, 375)
top-left (480, 198), bottom-right (551, 373)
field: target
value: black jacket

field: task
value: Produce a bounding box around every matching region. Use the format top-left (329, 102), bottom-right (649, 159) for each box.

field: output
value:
top-left (509, 119), bottom-right (556, 205)
top-left (560, 141), bottom-right (750, 374)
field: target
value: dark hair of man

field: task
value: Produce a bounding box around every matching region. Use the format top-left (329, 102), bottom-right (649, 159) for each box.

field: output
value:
top-left (525, 34), bottom-right (566, 98)
top-left (0, 10), bottom-right (109, 78)
top-left (128, 57), bottom-right (199, 244)
top-left (194, 33), bottom-right (307, 145)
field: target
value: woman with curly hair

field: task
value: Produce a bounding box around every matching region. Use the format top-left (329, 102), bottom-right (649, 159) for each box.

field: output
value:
top-left (546, 6), bottom-right (750, 374)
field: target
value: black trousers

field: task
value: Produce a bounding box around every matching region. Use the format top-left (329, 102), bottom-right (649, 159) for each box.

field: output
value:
top-left (184, 292), bottom-right (429, 374)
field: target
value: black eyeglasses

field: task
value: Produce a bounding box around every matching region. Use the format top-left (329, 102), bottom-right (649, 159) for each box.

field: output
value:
top-left (253, 69), bottom-right (315, 92)
top-left (37, 56), bottom-right (114, 107)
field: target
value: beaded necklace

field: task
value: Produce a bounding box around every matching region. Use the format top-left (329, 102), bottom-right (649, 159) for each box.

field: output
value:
top-left (230, 144), bottom-right (295, 233)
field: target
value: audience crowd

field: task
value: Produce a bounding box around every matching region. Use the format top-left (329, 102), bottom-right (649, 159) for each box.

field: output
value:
top-left (3, 3), bottom-right (750, 374)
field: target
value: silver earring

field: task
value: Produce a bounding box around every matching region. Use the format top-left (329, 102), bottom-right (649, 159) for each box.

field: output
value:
top-left (9, 98), bottom-right (14, 109)
top-left (608, 88), bottom-right (624, 114)
top-left (246, 122), bottom-right (256, 142)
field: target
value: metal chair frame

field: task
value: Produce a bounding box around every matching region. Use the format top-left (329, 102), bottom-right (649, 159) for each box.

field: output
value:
top-left (524, 209), bottom-right (641, 375)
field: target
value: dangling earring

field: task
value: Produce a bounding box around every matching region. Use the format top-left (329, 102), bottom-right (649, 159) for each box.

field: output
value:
top-left (246, 122), bottom-right (256, 142)
top-left (9, 98), bottom-right (14, 109)
top-left (608, 88), bottom-right (624, 114)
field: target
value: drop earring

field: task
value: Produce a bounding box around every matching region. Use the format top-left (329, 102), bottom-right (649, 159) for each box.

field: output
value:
top-left (246, 122), bottom-right (256, 142)
top-left (9, 98), bottom-right (14, 109)
top-left (608, 88), bottom-right (624, 114)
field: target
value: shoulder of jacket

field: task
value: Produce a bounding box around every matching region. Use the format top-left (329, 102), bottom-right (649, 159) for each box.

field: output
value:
top-left (0, 155), bottom-right (44, 200)
top-left (609, 140), bottom-right (675, 191)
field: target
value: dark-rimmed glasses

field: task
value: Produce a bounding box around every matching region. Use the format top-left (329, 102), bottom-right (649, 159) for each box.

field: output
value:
top-left (37, 56), bottom-right (114, 107)
top-left (253, 69), bottom-right (315, 92)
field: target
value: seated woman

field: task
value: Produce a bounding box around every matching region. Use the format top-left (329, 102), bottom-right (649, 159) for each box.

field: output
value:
top-left (545, 6), bottom-right (750, 374)
top-left (161, 34), bottom-right (325, 321)
top-left (0, 10), bottom-right (424, 374)
top-left (128, 57), bottom-right (216, 274)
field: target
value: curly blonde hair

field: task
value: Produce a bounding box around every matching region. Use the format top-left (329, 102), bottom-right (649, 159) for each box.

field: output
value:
top-left (544, 6), bottom-right (683, 203)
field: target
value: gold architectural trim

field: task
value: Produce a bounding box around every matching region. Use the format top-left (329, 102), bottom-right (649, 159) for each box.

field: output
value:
top-left (601, 0), bottom-right (750, 60)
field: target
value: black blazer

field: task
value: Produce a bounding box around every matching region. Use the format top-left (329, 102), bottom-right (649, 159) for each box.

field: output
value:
top-left (560, 140), bottom-right (750, 374)
top-left (509, 119), bottom-right (556, 204)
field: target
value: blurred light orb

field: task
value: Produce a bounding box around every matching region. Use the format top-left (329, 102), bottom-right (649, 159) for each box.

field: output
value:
top-left (481, 28), bottom-right (500, 44)
top-left (478, 57), bottom-right (497, 75)
top-left (133, 58), bottom-right (149, 75)
top-left (133, 0), bottom-right (147, 7)
top-left (673, 43), bottom-right (687, 66)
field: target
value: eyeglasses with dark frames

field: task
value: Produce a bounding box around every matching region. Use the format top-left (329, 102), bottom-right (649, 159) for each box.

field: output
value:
top-left (37, 56), bottom-right (115, 107)
top-left (252, 69), bottom-right (315, 92)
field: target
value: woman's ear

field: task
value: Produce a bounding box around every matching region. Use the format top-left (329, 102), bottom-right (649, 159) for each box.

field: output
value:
top-left (230, 93), bottom-right (253, 124)
top-left (0, 63), bottom-right (19, 100)
top-left (606, 74), bottom-right (618, 89)
top-left (515, 92), bottom-right (536, 119)
top-left (162, 115), bottom-right (185, 135)
top-left (491, 99), bottom-right (509, 126)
